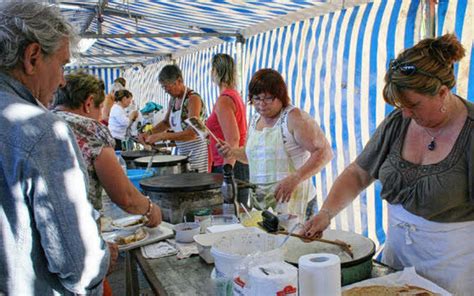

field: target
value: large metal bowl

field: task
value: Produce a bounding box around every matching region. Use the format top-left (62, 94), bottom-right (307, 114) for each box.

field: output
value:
top-left (284, 229), bottom-right (375, 285)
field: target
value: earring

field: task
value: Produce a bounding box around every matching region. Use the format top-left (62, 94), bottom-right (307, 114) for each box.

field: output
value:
top-left (86, 109), bottom-right (91, 114)
top-left (440, 105), bottom-right (447, 113)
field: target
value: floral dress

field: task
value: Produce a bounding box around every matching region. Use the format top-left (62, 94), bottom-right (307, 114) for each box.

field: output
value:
top-left (53, 110), bottom-right (115, 210)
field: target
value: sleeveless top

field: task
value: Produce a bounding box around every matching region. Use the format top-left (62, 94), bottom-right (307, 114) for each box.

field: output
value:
top-left (356, 97), bottom-right (474, 222)
top-left (246, 105), bottom-right (316, 220)
top-left (206, 88), bottom-right (247, 166)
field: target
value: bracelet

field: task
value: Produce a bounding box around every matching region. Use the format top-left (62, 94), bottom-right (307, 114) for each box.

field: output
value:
top-left (142, 196), bottom-right (153, 219)
top-left (319, 208), bottom-right (333, 221)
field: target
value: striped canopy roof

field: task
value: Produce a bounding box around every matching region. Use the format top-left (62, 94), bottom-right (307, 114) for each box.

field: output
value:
top-left (60, 0), bottom-right (370, 68)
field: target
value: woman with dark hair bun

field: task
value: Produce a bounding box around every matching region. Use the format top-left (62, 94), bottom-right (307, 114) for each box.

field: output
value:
top-left (218, 68), bottom-right (332, 222)
top-left (303, 34), bottom-right (474, 295)
top-left (108, 89), bottom-right (138, 150)
top-left (101, 77), bottom-right (126, 125)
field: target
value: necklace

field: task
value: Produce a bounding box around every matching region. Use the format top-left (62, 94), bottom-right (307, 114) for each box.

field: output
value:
top-left (424, 128), bottom-right (443, 151)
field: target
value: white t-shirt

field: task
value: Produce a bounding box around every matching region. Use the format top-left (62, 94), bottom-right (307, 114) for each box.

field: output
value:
top-left (108, 104), bottom-right (130, 140)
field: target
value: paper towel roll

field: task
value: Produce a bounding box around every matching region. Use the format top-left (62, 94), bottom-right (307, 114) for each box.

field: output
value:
top-left (298, 253), bottom-right (341, 296)
top-left (248, 261), bottom-right (298, 296)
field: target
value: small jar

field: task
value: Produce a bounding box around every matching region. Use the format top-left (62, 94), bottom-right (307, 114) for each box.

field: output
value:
top-left (193, 208), bottom-right (211, 233)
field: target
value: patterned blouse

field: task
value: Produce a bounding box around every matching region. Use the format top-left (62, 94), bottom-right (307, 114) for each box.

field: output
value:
top-left (53, 110), bottom-right (116, 210)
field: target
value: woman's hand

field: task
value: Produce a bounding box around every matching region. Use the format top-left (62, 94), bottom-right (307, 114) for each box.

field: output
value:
top-left (137, 132), bottom-right (148, 144)
top-left (274, 174), bottom-right (300, 203)
top-left (145, 132), bottom-right (166, 144)
top-left (145, 203), bottom-right (162, 228)
top-left (300, 211), bottom-right (331, 239)
top-left (216, 141), bottom-right (233, 158)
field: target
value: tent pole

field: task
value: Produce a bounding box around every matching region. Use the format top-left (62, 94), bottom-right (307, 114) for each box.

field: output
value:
top-left (422, 0), bottom-right (436, 38)
top-left (235, 36), bottom-right (245, 94)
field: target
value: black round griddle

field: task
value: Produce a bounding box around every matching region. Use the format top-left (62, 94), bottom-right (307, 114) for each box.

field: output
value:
top-left (140, 173), bottom-right (223, 192)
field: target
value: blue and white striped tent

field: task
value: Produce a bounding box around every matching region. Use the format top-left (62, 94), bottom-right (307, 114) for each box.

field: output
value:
top-left (61, 0), bottom-right (474, 249)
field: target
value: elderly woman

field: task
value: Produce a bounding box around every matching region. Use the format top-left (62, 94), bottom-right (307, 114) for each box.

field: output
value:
top-left (218, 69), bottom-right (332, 222)
top-left (53, 72), bottom-right (162, 227)
top-left (140, 64), bottom-right (208, 172)
top-left (206, 53), bottom-right (249, 205)
top-left (302, 34), bottom-right (474, 295)
top-left (109, 89), bottom-right (138, 150)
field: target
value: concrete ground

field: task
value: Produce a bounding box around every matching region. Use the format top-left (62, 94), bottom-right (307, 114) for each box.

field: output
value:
top-left (107, 254), bottom-right (154, 296)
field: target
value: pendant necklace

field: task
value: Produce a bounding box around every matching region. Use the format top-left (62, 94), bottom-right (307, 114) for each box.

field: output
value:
top-left (424, 128), bottom-right (443, 151)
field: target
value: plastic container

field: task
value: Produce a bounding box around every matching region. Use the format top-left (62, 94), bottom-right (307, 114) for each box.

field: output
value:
top-left (210, 214), bottom-right (239, 226)
top-left (240, 211), bottom-right (263, 227)
top-left (210, 232), bottom-right (284, 278)
top-left (174, 222), bottom-right (200, 243)
top-left (127, 169), bottom-right (154, 190)
top-left (194, 227), bottom-right (264, 264)
top-left (115, 150), bottom-right (127, 173)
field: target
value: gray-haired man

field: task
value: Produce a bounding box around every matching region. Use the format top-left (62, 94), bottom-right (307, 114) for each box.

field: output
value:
top-left (0, 3), bottom-right (110, 295)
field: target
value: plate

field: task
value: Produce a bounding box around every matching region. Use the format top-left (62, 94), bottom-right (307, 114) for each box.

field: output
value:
top-left (102, 228), bottom-right (149, 250)
top-left (111, 215), bottom-right (146, 231)
top-left (284, 229), bottom-right (375, 266)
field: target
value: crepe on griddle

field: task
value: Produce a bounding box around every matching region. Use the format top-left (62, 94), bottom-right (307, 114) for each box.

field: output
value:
top-left (343, 285), bottom-right (438, 296)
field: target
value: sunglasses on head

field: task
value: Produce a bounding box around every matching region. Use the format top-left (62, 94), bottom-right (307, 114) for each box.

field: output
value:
top-left (389, 59), bottom-right (442, 82)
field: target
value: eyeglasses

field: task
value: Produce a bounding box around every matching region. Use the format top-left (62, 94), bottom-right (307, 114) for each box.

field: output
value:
top-left (389, 59), bottom-right (442, 82)
top-left (250, 94), bottom-right (276, 104)
top-left (160, 81), bottom-right (175, 91)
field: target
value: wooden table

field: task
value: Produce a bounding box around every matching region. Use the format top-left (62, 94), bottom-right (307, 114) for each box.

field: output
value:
top-left (125, 249), bottom-right (395, 296)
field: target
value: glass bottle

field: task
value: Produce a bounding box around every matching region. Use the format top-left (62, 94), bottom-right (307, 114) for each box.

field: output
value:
top-left (221, 164), bottom-right (239, 217)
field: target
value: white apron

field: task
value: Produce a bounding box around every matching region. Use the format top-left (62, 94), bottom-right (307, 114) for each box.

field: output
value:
top-left (245, 106), bottom-right (315, 222)
top-left (169, 88), bottom-right (208, 173)
top-left (382, 204), bottom-right (474, 295)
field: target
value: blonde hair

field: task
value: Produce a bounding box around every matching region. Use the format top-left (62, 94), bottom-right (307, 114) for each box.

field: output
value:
top-left (383, 34), bottom-right (465, 108)
top-left (212, 53), bottom-right (236, 88)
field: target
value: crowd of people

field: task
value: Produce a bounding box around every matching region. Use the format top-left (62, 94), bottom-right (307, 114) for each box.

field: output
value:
top-left (0, 2), bottom-right (472, 295)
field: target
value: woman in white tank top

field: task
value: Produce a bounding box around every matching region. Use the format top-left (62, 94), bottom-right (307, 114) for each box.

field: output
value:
top-left (218, 69), bottom-right (333, 221)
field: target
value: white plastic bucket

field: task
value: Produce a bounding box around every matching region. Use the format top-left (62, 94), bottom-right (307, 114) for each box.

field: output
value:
top-left (210, 232), bottom-right (283, 278)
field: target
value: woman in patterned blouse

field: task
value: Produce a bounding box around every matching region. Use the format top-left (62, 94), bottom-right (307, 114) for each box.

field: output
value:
top-left (53, 72), bottom-right (162, 227)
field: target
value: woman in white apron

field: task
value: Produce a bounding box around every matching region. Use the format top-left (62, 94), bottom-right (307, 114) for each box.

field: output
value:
top-left (140, 65), bottom-right (208, 172)
top-left (217, 69), bottom-right (333, 222)
top-left (302, 34), bottom-right (474, 295)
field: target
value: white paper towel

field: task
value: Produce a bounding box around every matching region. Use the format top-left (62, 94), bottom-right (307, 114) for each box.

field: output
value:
top-left (298, 253), bottom-right (341, 296)
top-left (247, 261), bottom-right (298, 296)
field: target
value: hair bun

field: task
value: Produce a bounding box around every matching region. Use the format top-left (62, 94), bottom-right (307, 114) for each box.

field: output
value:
top-left (429, 33), bottom-right (465, 64)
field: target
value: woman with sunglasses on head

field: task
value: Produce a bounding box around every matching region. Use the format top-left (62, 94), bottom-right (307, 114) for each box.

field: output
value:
top-left (206, 54), bottom-right (250, 205)
top-left (217, 68), bottom-right (332, 222)
top-left (139, 64), bottom-right (208, 172)
top-left (302, 34), bottom-right (474, 295)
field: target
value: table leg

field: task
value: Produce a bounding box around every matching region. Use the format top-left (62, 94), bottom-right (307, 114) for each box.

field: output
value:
top-left (125, 251), bottom-right (140, 296)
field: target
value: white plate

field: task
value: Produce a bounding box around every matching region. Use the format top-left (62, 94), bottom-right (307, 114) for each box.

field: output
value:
top-left (111, 215), bottom-right (145, 231)
top-left (102, 228), bottom-right (150, 250)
